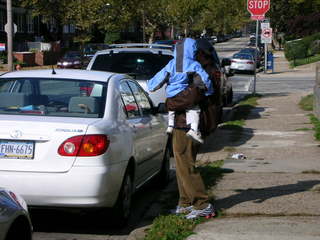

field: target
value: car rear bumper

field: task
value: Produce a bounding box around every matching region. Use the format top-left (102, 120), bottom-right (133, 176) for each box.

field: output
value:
top-left (0, 162), bottom-right (127, 208)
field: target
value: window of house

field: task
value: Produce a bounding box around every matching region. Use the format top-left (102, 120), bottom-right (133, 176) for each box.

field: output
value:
top-left (26, 14), bottom-right (34, 33)
top-left (15, 13), bottom-right (24, 33)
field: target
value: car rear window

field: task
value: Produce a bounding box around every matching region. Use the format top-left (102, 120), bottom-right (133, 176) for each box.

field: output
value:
top-left (90, 52), bottom-right (173, 80)
top-left (233, 54), bottom-right (253, 60)
top-left (0, 78), bottom-right (107, 118)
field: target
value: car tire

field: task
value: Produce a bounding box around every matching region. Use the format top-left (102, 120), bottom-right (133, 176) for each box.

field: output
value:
top-left (5, 217), bottom-right (32, 240)
top-left (112, 170), bottom-right (133, 226)
top-left (154, 144), bottom-right (171, 189)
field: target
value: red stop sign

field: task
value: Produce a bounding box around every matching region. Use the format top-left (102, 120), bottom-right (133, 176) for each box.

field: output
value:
top-left (247, 0), bottom-right (270, 16)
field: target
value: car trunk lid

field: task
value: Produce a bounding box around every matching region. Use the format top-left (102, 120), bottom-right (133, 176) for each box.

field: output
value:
top-left (0, 116), bottom-right (99, 173)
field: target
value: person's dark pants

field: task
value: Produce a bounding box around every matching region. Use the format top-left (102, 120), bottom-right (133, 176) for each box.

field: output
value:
top-left (172, 128), bottom-right (209, 210)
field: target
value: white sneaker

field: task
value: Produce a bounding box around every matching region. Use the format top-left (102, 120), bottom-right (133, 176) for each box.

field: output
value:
top-left (166, 126), bottom-right (174, 134)
top-left (171, 205), bottom-right (193, 215)
top-left (186, 129), bottom-right (204, 144)
top-left (185, 203), bottom-right (215, 219)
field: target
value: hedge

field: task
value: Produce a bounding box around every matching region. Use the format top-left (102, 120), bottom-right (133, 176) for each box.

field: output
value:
top-left (284, 32), bottom-right (320, 61)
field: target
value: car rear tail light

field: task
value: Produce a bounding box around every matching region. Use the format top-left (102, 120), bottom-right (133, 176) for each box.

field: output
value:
top-left (247, 61), bottom-right (254, 64)
top-left (58, 135), bottom-right (109, 157)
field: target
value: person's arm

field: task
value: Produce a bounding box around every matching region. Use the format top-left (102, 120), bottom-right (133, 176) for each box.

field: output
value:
top-left (147, 61), bottom-right (173, 92)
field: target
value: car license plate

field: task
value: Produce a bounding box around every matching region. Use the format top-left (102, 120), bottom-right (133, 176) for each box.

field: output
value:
top-left (0, 140), bottom-right (35, 159)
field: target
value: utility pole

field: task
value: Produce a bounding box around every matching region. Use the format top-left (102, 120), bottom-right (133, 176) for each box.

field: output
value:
top-left (253, 19), bottom-right (259, 94)
top-left (6, 0), bottom-right (14, 72)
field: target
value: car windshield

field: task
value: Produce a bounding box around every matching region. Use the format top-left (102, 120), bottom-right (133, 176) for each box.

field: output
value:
top-left (0, 78), bottom-right (107, 118)
top-left (64, 52), bottom-right (81, 58)
top-left (90, 52), bottom-right (173, 80)
top-left (233, 54), bottom-right (253, 60)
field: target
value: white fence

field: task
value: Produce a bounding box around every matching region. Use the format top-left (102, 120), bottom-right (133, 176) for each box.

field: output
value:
top-left (27, 42), bottom-right (51, 51)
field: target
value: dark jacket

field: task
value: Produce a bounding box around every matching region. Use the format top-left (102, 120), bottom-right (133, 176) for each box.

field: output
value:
top-left (166, 47), bottom-right (221, 136)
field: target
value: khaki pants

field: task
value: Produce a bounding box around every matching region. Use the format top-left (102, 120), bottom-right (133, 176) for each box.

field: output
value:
top-left (172, 129), bottom-right (209, 210)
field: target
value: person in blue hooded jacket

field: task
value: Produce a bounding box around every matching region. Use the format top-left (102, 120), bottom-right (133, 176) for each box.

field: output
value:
top-left (147, 38), bottom-right (213, 144)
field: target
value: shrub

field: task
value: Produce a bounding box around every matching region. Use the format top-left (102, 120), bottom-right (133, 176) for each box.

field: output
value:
top-left (284, 40), bottom-right (308, 60)
top-left (284, 32), bottom-right (320, 61)
top-left (310, 40), bottom-right (320, 55)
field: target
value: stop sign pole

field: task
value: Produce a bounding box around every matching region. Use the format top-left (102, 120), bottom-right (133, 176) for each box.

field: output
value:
top-left (247, 0), bottom-right (271, 94)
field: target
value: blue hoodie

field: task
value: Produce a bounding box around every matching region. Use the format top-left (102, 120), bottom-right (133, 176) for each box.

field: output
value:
top-left (147, 38), bottom-right (214, 98)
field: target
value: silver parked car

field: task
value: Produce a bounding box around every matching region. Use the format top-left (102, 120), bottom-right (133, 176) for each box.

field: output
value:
top-left (230, 53), bottom-right (255, 74)
top-left (86, 43), bottom-right (174, 107)
top-left (0, 188), bottom-right (32, 240)
top-left (0, 69), bottom-right (170, 225)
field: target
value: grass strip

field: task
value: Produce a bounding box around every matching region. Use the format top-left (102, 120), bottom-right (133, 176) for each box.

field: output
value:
top-left (290, 54), bottom-right (320, 67)
top-left (299, 94), bottom-right (314, 111)
top-left (298, 95), bottom-right (320, 141)
top-left (144, 160), bottom-right (224, 240)
top-left (309, 114), bottom-right (320, 140)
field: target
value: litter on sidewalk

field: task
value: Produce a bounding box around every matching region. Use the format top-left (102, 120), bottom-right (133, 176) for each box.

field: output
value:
top-left (231, 153), bottom-right (247, 160)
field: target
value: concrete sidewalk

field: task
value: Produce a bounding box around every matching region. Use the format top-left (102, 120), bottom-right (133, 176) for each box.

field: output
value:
top-left (186, 53), bottom-right (320, 240)
top-left (189, 92), bottom-right (320, 240)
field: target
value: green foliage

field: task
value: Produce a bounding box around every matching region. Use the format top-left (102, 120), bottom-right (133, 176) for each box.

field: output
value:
top-left (18, 0), bottom-right (248, 43)
top-left (267, 0), bottom-right (320, 39)
top-left (144, 215), bottom-right (201, 240)
top-left (309, 114), bottom-right (320, 140)
top-left (299, 94), bottom-right (314, 111)
top-left (198, 160), bottom-right (225, 189)
top-left (104, 32), bottom-right (121, 44)
top-left (284, 40), bottom-right (308, 61)
top-left (310, 40), bottom-right (320, 55)
top-left (284, 33), bottom-right (320, 61)
top-left (290, 54), bottom-right (320, 67)
top-left (0, 52), bottom-right (7, 64)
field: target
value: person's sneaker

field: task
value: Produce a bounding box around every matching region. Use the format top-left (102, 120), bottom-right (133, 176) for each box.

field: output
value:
top-left (186, 129), bottom-right (204, 144)
top-left (185, 203), bottom-right (215, 219)
top-left (166, 126), bottom-right (174, 134)
top-left (171, 205), bottom-right (193, 215)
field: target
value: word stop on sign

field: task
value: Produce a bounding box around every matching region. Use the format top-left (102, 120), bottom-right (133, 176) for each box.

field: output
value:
top-left (248, 0), bottom-right (269, 9)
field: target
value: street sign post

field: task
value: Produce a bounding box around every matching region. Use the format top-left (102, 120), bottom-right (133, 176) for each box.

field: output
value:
top-left (247, 0), bottom-right (271, 93)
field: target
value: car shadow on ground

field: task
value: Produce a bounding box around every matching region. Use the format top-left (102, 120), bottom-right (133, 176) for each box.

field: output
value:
top-left (30, 170), bottom-right (178, 236)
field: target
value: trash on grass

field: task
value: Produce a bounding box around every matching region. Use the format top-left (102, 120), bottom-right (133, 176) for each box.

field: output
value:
top-left (231, 153), bottom-right (247, 160)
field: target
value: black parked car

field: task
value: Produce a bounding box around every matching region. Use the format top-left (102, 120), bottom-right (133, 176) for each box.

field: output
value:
top-left (57, 51), bottom-right (89, 69)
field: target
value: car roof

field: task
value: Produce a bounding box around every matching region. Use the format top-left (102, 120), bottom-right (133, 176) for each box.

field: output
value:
top-left (94, 43), bottom-right (173, 56)
top-left (0, 69), bottom-right (118, 83)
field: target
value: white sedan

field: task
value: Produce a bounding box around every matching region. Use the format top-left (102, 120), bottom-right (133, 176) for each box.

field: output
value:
top-left (0, 69), bottom-right (170, 224)
top-left (0, 188), bottom-right (32, 240)
top-left (230, 53), bottom-right (255, 74)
